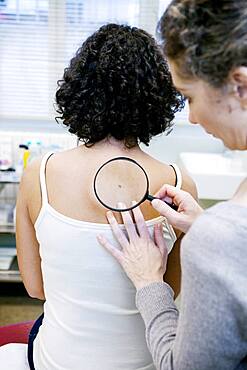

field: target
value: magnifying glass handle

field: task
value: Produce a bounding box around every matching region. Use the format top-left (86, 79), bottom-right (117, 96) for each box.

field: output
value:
top-left (147, 194), bottom-right (178, 211)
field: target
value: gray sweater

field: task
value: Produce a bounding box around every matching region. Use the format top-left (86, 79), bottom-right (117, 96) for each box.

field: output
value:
top-left (136, 202), bottom-right (247, 370)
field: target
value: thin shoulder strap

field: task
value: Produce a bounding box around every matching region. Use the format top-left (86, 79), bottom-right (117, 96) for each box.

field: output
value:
top-left (39, 151), bottom-right (54, 205)
top-left (170, 163), bottom-right (182, 189)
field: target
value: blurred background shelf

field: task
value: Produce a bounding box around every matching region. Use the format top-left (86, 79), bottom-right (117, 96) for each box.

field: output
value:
top-left (0, 172), bottom-right (20, 183)
top-left (0, 224), bottom-right (15, 234)
top-left (0, 256), bottom-right (21, 283)
top-left (0, 178), bottom-right (18, 282)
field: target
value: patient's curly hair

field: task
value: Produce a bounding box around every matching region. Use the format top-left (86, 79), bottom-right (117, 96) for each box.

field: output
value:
top-left (159, 0), bottom-right (247, 87)
top-left (55, 23), bottom-right (184, 147)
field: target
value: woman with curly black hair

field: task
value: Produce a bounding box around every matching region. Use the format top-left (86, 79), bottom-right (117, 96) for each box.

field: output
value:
top-left (1, 24), bottom-right (196, 369)
top-left (55, 23), bottom-right (183, 148)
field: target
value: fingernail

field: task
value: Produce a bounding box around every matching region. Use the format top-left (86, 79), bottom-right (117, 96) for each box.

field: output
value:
top-left (151, 199), bottom-right (159, 206)
top-left (163, 196), bottom-right (172, 204)
top-left (106, 211), bottom-right (113, 218)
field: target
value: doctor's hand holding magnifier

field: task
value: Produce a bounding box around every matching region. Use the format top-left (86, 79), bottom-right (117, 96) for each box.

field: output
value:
top-left (94, 156), bottom-right (202, 234)
top-left (93, 156), bottom-right (179, 213)
top-left (151, 183), bottom-right (203, 234)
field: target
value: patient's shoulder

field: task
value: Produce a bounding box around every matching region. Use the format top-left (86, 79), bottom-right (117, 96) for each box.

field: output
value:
top-left (180, 167), bottom-right (198, 200)
top-left (19, 157), bottom-right (42, 193)
top-left (146, 154), bottom-right (198, 200)
top-left (17, 157), bottom-right (43, 223)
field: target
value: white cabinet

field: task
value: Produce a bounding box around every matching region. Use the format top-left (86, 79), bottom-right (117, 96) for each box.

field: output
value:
top-left (179, 152), bottom-right (247, 200)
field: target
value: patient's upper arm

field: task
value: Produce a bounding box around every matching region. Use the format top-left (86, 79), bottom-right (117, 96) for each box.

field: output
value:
top-left (164, 169), bottom-right (198, 298)
top-left (16, 160), bottom-right (45, 300)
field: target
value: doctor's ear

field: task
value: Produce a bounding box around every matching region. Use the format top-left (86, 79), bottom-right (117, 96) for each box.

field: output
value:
top-left (229, 67), bottom-right (247, 109)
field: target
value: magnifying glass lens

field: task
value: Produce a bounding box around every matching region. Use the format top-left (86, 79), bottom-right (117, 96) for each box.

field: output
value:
top-left (94, 158), bottom-right (148, 211)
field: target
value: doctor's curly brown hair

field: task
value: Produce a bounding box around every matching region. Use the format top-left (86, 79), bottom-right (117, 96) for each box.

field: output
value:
top-left (55, 23), bottom-right (184, 148)
top-left (158, 0), bottom-right (247, 87)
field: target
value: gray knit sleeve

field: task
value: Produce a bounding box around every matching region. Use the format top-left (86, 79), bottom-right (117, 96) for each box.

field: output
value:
top-left (136, 203), bottom-right (247, 370)
top-left (136, 282), bottom-right (178, 369)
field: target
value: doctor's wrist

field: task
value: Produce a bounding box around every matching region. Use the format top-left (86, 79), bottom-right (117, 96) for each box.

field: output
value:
top-left (135, 277), bottom-right (164, 291)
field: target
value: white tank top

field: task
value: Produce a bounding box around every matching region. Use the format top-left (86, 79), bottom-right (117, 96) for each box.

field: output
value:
top-left (33, 152), bottom-right (182, 370)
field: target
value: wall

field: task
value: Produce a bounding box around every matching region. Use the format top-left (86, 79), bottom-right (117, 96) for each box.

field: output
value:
top-left (0, 120), bottom-right (225, 165)
top-left (142, 124), bottom-right (224, 163)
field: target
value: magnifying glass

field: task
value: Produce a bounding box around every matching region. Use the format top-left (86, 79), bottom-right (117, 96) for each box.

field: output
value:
top-left (93, 157), bottom-right (178, 212)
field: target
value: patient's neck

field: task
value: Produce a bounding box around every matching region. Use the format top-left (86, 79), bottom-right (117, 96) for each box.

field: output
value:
top-left (82, 137), bottom-right (142, 155)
